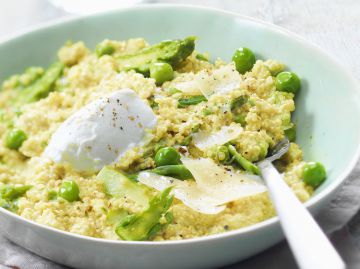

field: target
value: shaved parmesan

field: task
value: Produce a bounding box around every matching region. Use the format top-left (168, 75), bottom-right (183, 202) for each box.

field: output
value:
top-left (200, 64), bottom-right (242, 98)
top-left (172, 64), bottom-right (242, 98)
top-left (138, 172), bottom-right (226, 214)
top-left (138, 158), bottom-right (266, 214)
top-left (193, 123), bottom-right (243, 151)
top-left (172, 79), bottom-right (203, 96)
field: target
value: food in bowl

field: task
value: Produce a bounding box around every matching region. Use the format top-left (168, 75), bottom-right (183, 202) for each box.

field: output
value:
top-left (0, 36), bottom-right (326, 241)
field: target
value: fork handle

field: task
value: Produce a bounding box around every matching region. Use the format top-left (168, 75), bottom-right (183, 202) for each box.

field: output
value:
top-left (258, 160), bottom-right (345, 269)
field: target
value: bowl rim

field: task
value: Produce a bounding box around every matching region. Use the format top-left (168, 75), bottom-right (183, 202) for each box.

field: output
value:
top-left (1, 3), bottom-right (360, 246)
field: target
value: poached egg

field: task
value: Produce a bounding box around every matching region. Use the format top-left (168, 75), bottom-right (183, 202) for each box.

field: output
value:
top-left (43, 89), bottom-right (157, 172)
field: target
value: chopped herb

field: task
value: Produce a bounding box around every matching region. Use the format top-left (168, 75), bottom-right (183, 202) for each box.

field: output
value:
top-left (178, 95), bottom-right (207, 108)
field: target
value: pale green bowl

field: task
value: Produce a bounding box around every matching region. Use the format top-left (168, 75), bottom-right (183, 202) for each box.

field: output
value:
top-left (0, 4), bottom-right (359, 269)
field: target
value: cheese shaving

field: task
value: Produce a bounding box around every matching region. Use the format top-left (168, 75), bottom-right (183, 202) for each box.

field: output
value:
top-left (193, 123), bottom-right (243, 151)
top-left (138, 158), bottom-right (266, 214)
top-left (172, 64), bottom-right (242, 98)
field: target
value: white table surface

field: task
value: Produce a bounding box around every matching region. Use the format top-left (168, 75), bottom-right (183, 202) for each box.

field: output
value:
top-left (0, 0), bottom-right (360, 268)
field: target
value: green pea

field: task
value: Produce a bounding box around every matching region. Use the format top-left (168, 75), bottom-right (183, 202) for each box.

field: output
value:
top-left (58, 181), bottom-right (80, 202)
top-left (275, 71), bottom-right (301, 94)
top-left (232, 47), bottom-right (256, 74)
top-left (303, 162), bottom-right (326, 188)
top-left (149, 62), bottom-right (174, 85)
top-left (47, 190), bottom-right (58, 201)
top-left (212, 145), bottom-right (230, 163)
top-left (96, 43), bottom-right (115, 57)
top-left (4, 129), bottom-right (27, 150)
top-left (155, 147), bottom-right (181, 166)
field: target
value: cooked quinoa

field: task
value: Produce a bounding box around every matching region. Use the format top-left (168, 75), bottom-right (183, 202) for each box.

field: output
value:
top-left (0, 37), bottom-right (322, 241)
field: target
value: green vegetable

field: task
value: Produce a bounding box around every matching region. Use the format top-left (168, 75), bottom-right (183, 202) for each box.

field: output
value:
top-left (97, 166), bottom-right (149, 207)
top-left (0, 199), bottom-right (10, 209)
top-left (4, 129), bottom-right (27, 150)
top-left (0, 199), bottom-right (18, 212)
top-left (178, 95), bottom-right (207, 108)
top-left (211, 145), bottom-right (230, 163)
top-left (154, 147), bottom-right (181, 166)
top-left (284, 124), bottom-right (296, 142)
top-left (1, 75), bottom-right (21, 90)
top-left (0, 185), bottom-right (32, 200)
top-left (150, 62), bottom-right (174, 85)
top-left (233, 114), bottom-right (246, 125)
top-left (117, 36), bottom-right (196, 75)
top-left (302, 162), bottom-right (326, 188)
top-left (275, 71), bottom-right (301, 94)
top-left (106, 209), bottom-right (129, 225)
top-left (126, 173), bottom-right (139, 182)
top-left (47, 190), bottom-right (58, 201)
top-left (17, 62), bottom-right (64, 104)
top-left (151, 165), bottom-right (193, 180)
top-left (258, 141), bottom-right (269, 160)
top-left (231, 96), bottom-right (248, 110)
top-left (149, 99), bottom-right (159, 109)
top-left (1, 67), bottom-right (44, 91)
top-left (58, 181), bottom-right (80, 202)
top-left (0, 184), bottom-right (32, 212)
top-left (195, 53), bottom-right (209, 61)
top-left (20, 67), bottom-right (44, 87)
top-left (96, 43), bottom-right (115, 57)
top-left (115, 187), bottom-right (173, 241)
top-left (180, 135), bottom-right (192, 146)
top-left (228, 145), bottom-right (260, 175)
top-left (232, 47), bottom-right (256, 74)
top-left (231, 96), bottom-right (248, 126)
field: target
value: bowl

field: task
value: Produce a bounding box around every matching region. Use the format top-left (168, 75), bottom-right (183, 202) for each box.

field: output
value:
top-left (0, 4), bottom-right (359, 269)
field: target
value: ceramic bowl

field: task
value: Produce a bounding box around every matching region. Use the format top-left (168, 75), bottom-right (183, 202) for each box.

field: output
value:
top-left (0, 4), bottom-right (359, 269)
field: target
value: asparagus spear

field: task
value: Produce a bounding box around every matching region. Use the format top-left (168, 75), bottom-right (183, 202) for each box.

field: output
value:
top-left (117, 36), bottom-right (196, 75)
top-left (17, 62), bottom-right (64, 104)
top-left (115, 187), bottom-right (173, 241)
top-left (228, 145), bottom-right (260, 175)
top-left (97, 166), bottom-right (149, 207)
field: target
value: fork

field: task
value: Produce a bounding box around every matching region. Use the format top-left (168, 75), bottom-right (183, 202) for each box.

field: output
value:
top-left (258, 137), bottom-right (345, 269)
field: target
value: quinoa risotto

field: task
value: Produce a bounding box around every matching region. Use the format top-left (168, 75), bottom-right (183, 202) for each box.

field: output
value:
top-left (0, 37), bottom-right (326, 241)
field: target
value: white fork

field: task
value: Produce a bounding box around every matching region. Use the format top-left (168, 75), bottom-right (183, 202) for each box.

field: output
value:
top-left (258, 138), bottom-right (345, 269)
